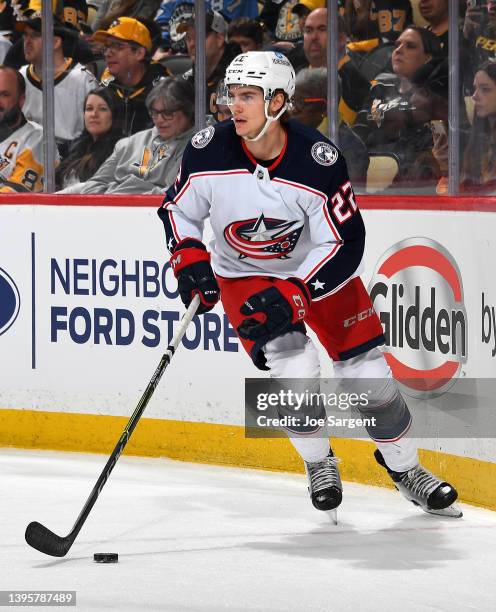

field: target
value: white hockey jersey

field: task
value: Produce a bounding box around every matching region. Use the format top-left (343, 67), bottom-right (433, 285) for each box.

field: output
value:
top-left (158, 120), bottom-right (365, 301)
top-left (0, 118), bottom-right (46, 192)
top-left (20, 60), bottom-right (97, 142)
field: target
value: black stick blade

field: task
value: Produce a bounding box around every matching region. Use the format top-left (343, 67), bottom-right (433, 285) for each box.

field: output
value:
top-left (25, 522), bottom-right (73, 557)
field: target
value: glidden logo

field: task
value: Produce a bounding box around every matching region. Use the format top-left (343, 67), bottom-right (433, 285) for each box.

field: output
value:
top-left (0, 267), bottom-right (20, 336)
top-left (368, 238), bottom-right (467, 396)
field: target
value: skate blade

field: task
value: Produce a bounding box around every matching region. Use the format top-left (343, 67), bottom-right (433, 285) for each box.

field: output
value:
top-left (327, 509), bottom-right (338, 525)
top-left (424, 503), bottom-right (463, 518)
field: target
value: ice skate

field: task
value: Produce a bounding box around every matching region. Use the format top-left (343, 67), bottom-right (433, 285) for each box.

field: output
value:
top-left (304, 449), bottom-right (342, 524)
top-left (375, 450), bottom-right (462, 518)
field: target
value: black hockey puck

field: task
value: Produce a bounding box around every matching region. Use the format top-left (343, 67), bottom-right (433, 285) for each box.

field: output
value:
top-left (93, 553), bottom-right (118, 563)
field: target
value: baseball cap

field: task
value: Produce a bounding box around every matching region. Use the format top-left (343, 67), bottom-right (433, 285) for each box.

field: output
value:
top-left (293, 0), bottom-right (326, 16)
top-left (92, 17), bottom-right (153, 52)
top-left (176, 9), bottom-right (228, 36)
top-left (14, 0), bottom-right (75, 37)
top-left (16, 15), bottom-right (76, 39)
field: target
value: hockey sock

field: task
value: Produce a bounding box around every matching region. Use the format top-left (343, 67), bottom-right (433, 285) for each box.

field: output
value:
top-left (375, 435), bottom-right (419, 473)
top-left (289, 435), bottom-right (330, 463)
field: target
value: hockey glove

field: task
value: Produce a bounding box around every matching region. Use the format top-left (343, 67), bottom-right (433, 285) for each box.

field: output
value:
top-left (237, 278), bottom-right (310, 342)
top-left (170, 239), bottom-right (220, 314)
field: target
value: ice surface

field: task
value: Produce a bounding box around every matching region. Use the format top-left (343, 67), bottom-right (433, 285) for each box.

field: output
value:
top-left (2, 448), bottom-right (496, 611)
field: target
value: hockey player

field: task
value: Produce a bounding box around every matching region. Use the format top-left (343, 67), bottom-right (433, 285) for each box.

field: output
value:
top-left (158, 51), bottom-right (461, 519)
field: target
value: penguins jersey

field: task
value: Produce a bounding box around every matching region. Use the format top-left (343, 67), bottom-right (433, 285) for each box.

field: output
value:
top-left (369, 0), bottom-right (412, 42)
top-left (20, 61), bottom-right (97, 142)
top-left (0, 118), bottom-right (46, 193)
top-left (158, 120), bottom-right (365, 302)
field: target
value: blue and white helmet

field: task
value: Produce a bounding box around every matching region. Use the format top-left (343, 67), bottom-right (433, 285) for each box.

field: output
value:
top-left (224, 51), bottom-right (296, 141)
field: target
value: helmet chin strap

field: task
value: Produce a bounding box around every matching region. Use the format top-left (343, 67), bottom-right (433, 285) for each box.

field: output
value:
top-left (242, 99), bottom-right (287, 142)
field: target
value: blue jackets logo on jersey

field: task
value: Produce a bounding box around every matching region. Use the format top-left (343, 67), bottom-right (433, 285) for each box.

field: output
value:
top-left (311, 142), bottom-right (338, 166)
top-left (0, 267), bottom-right (20, 336)
top-left (191, 126), bottom-right (215, 149)
top-left (224, 214), bottom-right (303, 260)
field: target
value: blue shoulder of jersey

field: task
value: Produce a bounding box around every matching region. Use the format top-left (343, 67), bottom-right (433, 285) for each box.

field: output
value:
top-left (281, 120), bottom-right (347, 192)
top-left (182, 120), bottom-right (242, 174)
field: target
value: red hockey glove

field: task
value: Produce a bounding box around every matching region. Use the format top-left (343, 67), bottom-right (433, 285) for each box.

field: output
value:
top-left (237, 278), bottom-right (310, 342)
top-left (170, 239), bottom-right (220, 314)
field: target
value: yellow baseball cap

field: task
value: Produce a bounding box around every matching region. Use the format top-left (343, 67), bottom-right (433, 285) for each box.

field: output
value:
top-left (293, 0), bottom-right (326, 16)
top-left (92, 17), bottom-right (152, 52)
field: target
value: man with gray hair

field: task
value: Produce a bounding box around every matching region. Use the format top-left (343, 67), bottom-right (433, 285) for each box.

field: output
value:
top-left (58, 77), bottom-right (195, 194)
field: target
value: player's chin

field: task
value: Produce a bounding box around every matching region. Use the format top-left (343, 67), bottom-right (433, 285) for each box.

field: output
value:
top-left (234, 120), bottom-right (259, 137)
top-left (233, 122), bottom-right (249, 136)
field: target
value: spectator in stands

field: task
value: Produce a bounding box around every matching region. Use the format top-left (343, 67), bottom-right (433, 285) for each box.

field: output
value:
top-left (258, 0), bottom-right (302, 43)
top-left (61, 0), bottom-right (96, 64)
top-left (463, 0), bottom-right (496, 49)
top-left (55, 87), bottom-right (123, 190)
top-left (5, 1), bottom-right (95, 70)
top-left (228, 17), bottom-right (265, 53)
top-left (0, 0), bottom-right (14, 62)
top-left (156, 0), bottom-right (259, 52)
top-left (0, 34), bottom-right (12, 64)
top-left (17, 15), bottom-right (97, 158)
top-left (92, 0), bottom-right (162, 32)
top-left (92, 16), bottom-right (167, 136)
top-left (0, 66), bottom-right (49, 193)
top-left (302, 7), bottom-right (328, 67)
top-left (174, 8), bottom-right (241, 113)
top-left (462, 61), bottom-right (496, 193)
top-left (300, 9), bottom-right (371, 125)
top-left (292, 0), bottom-right (326, 32)
top-left (58, 77), bottom-right (195, 194)
top-left (410, 56), bottom-right (450, 193)
top-left (291, 67), bottom-right (370, 187)
top-left (463, 0), bottom-right (496, 90)
top-left (409, 54), bottom-right (448, 124)
top-left (155, 1), bottom-right (194, 53)
top-left (355, 26), bottom-right (444, 191)
top-left (282, 0), bottom-right (325, 70)
top-left (344, 0), bottom-right (413, 44)
top-left (0, 0), bottom-right (14, 40)
top-left (418, 0), bottom-right (449, 54)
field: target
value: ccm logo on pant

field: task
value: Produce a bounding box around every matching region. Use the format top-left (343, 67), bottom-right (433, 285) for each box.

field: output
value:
top-left (343, 307), bottom-right (375, 328)
top-left (292, 295), bottom-right (306, 320)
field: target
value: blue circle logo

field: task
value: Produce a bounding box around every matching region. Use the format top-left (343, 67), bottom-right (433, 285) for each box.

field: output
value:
top-left (0, 267), bottom-right (20, 336)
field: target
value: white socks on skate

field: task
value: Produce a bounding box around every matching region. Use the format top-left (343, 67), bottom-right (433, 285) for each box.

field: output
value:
top-left (375, 436), bottom-right (419, 473)
top-left (289, 435), bottom-right (330, 464)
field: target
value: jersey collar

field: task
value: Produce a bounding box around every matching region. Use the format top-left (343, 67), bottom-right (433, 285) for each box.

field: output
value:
top-left (240, 127), bottom-right (288, 173)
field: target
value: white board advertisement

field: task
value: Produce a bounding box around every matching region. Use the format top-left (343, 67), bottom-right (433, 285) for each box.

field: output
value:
top-left (1, 202), bottom-right (495, 461)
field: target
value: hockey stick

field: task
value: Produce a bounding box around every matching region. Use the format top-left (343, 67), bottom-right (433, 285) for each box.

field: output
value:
top-left (25, 295), bottom-right (200, 557)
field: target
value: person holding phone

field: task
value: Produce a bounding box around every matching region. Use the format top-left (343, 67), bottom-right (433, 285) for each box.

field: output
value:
top-left (355, 26), bottom-right (445, 192)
